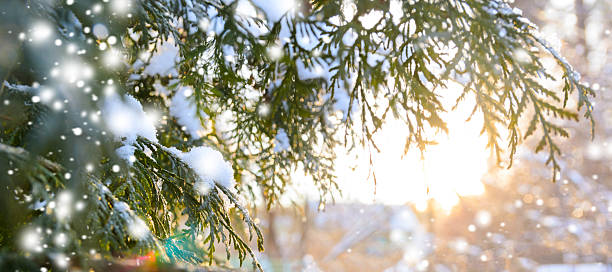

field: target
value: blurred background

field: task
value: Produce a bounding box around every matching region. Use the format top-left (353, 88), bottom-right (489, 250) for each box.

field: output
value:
top-left (248, 0), bottom-right (612, 271)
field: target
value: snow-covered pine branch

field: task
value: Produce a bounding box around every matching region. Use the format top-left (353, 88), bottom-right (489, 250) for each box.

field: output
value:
top-left (0, 0), bottom-right (595, 270)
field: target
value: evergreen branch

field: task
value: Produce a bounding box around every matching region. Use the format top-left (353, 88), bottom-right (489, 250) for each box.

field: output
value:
top-left (0, 143), bottom-right (64, 173)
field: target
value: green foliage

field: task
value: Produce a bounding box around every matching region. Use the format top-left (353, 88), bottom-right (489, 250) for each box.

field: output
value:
top-left (0, 0), bottom-right (594, 270)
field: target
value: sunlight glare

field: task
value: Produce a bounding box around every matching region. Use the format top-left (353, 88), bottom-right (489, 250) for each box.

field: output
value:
top-left (335, 82), bottom-right (489, 211)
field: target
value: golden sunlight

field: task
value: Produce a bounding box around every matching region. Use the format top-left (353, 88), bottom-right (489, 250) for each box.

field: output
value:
top-left (334, 82), bottom-right (490, 211)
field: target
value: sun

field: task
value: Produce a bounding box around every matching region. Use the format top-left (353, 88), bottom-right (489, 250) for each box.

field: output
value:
top-left (334, 82), bottom-right (490, 211)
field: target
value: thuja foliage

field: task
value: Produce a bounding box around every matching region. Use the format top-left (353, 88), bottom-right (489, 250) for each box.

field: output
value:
top-left (0, 0), bottom-right (593, 270)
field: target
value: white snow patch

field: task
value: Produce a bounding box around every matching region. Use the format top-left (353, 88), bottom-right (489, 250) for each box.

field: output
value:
top-left (358, 10), bottom-right (384, 30)
top-left (115, 145), bottom-right (137, 164)
top-left (342, 28), bottom-right (358, 46)
top-left (163, 146), bottom-right (184, 158)
top-left (103, 94), bottom-right (158, 145)
top-left (166, 146), bottom-right (235, 190)
top-left (170, 87), bottom-right (207, 138)
top-left (143, 41), bottom-right (180, 77)
top-left (114, 201), bottom-right (130, 212)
